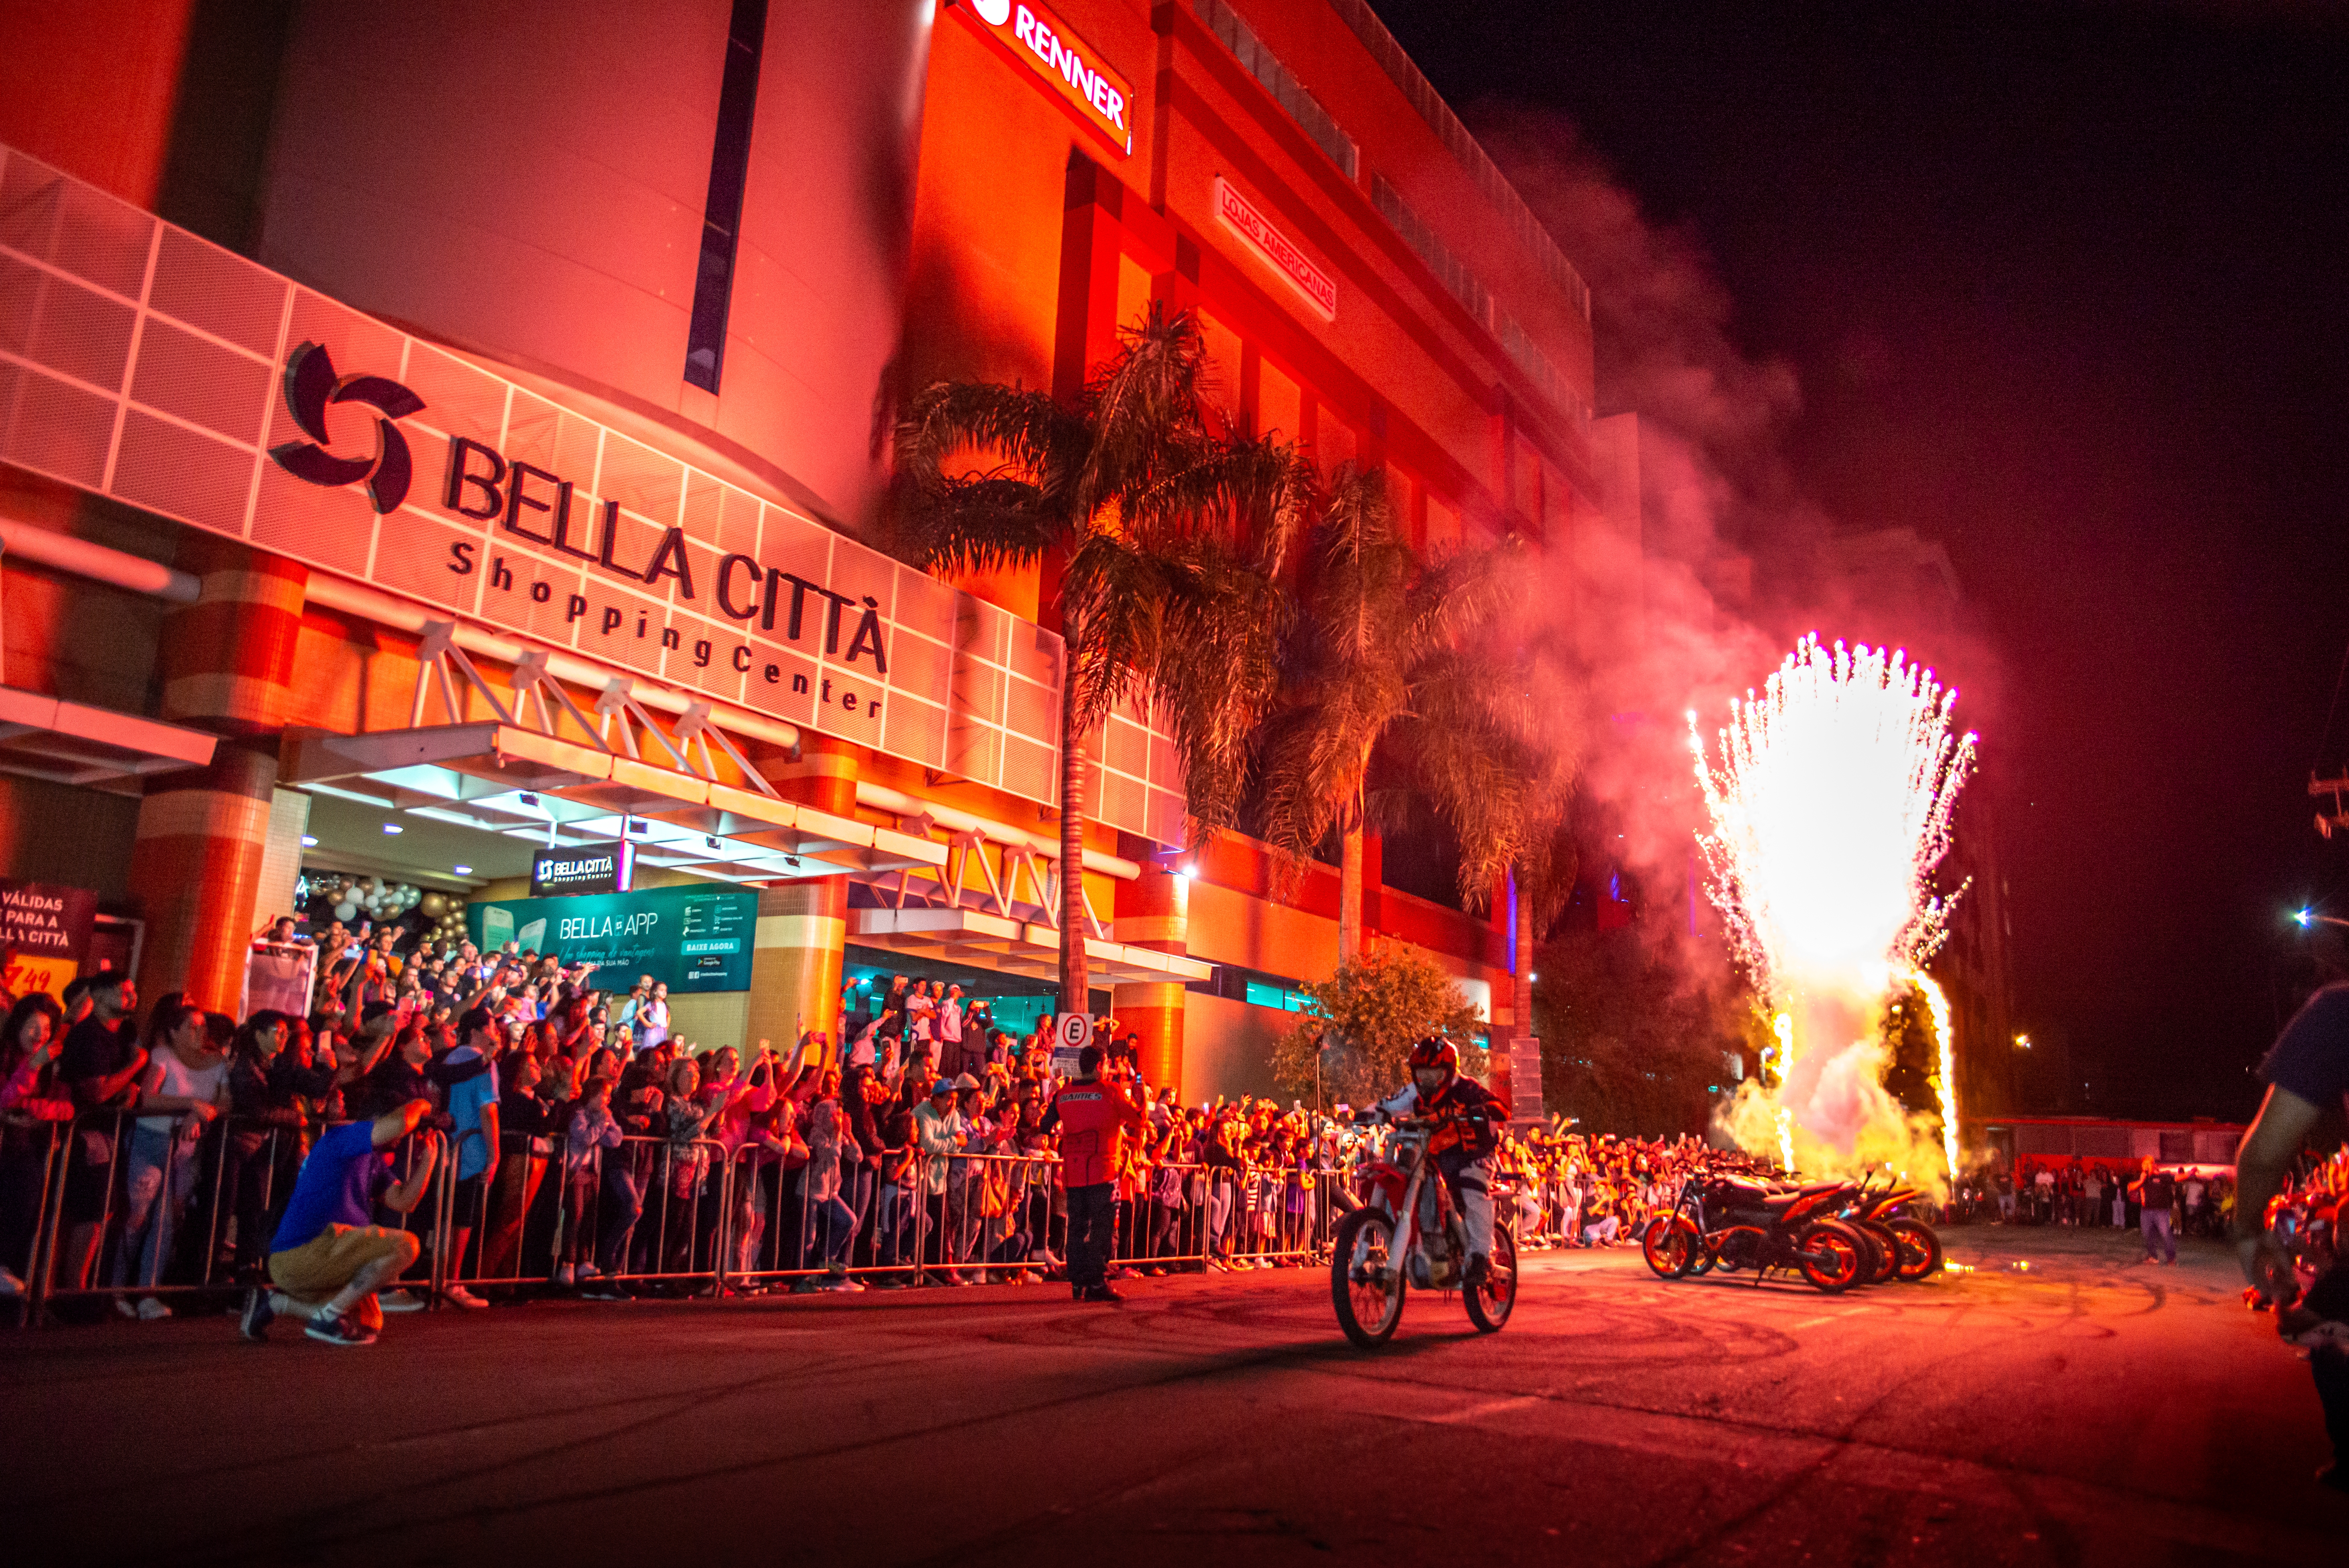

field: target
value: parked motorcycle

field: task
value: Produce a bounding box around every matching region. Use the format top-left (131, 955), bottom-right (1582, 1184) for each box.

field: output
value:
top-left (1332, 1115), bottom-right (1517, 1346)
top-left (1642, 1171), bottom-right (1867, 1292)
top-left (1840, 1177), bottom-right (1944, 1282)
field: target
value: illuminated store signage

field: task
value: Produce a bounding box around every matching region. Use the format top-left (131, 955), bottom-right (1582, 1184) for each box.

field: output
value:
top-left (530, 840), bottom-right (633, 897)
top-left (470, 883), bottom-right (755, 991)
top-left (957, 0), bottom-right (1132, 155)
top-left (0, 143), bottom-right (1189, 848)
top-left (1214, 177), bottom-right (1336, 322)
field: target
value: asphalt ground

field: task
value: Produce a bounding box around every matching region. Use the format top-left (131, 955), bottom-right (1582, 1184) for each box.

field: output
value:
top-left (3, 1224), bottom-right (2341, 1567)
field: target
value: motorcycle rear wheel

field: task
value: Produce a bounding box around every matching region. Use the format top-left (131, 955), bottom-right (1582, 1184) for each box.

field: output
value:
top-left (1856, 1220), bottom-right (1902, 1285)
top-left (1466, 1226), bottom-right (1518, 1332)
top-left (1796, 1220), bottom-right (1864, 1293)
top-left (1332, 1208), bottom-right (1405, 1347)
top-left (1643, 1216), bottom-right (1699, 1279)
top-left (1889, 1218), bottom-right (1944, 1280)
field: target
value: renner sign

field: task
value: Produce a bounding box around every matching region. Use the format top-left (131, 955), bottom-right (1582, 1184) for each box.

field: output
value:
top-left (1214, 177), bottom-right (1337, 323)
top-left (959, 0), bottom-right (1133, 155)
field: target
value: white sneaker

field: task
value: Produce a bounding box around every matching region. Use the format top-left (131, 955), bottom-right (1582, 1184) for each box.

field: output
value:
top-left (0, 1265), bottom-right (22, 1297)
top-left (441, 1285), bottom-right (489, 1310)
top-left (377, 1289), bottom-right (426, 1312)
top-left (136, 1296), bottom-right (172, 1321)
top-left (113, 1296), bottom-right (139, 1320)
top-left (555, 1263), bottom-right (576, 1287)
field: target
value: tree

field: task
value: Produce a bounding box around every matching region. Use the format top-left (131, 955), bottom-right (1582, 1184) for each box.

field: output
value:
top-left (1256, 466), bottom-right (1512, 962)
top-left (1533, 916), bottom-right (1753, 1137)
top-left (1410, 626), bottom-right (1588, 1056)
top-left (1272, 938), bottom-right (1484, 1111)
top-left (894, 305), bottom-right (1305, 1009)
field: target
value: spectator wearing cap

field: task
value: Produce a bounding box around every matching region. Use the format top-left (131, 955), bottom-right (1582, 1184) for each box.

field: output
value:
top-left (1049, 1044), bottom-right (1147, 1303)
top-left (241, 1100), bottom-right (442, 1347)
top-left (914, 1074), bottom-right (968, 1283)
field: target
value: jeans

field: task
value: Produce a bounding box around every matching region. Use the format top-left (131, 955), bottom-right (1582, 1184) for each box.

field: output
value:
top-left (113, 1127), bottom-right (196, 1291)
top-left (2141, 1207), bottom-right (2175, 1262)
top-left (814, 1194), bottom-right (857, 1268)
top-left (1581, 1216), bottom-right (1621, 1246)
top-left (596, 1163), bottom-right (643, 1277)
top-left (876, 1185), bottom-right (912, 1266)
top-left (1066, 1182), bottom-right (1116, 1289)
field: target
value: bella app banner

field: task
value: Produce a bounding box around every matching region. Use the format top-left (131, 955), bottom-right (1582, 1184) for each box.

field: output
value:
top-left (0, 144), bottom-right (1183, 847)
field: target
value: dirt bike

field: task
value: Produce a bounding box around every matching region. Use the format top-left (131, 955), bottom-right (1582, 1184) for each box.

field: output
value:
top-left (1642, 1171), bottom-right (1867, 1292)
top-left (1331, 1115), bottom-right (1516, 1346)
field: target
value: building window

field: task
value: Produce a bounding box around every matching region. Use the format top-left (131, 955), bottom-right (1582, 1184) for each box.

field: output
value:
top-left (1191, 0), bottom-right (1358, 180)
top-left (684, 0), bottom-right (769, 394)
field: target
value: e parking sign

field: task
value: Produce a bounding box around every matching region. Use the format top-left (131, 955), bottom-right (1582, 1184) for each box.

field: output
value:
top-left (1048, 1011), bottom-right (1093, 1076)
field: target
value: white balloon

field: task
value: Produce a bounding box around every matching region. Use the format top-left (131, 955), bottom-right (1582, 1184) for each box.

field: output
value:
top-left (334, 901), bottom-right (358, 921)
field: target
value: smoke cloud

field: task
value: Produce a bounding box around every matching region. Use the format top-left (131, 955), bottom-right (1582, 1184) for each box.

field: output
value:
top-left (1474, 111), bottom-right (1999, 1172)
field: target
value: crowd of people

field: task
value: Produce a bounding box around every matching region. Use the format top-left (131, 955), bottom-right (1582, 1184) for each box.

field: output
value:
top-left (1946, 1156), bottom-right (2237, 1254)
top-left (1, 911), bottom-right (1785, 1334)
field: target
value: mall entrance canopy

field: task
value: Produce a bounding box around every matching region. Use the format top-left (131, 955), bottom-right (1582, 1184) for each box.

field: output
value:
top-left (285, 720), bottom-right (943, 886)
top-left (282, 620), bottom-right (943, 888)
top-left (0, 685), bottom-right (217, 793)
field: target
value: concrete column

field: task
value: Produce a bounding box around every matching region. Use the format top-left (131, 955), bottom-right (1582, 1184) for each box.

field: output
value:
top-left (745, 739), bottom-right (857, 1060)
top-left (128, 743), bottom-right (279, 1011)
top-left (127, 540), bottom-right (307, 1009)
top-left (1113, 864), bottom-right (1189, 1095)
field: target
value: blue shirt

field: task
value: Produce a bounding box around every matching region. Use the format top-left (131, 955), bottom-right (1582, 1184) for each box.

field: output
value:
top-left (2263, 982), bottom-right (2349, 1115)
top-left (446, 1048), bottom-right (500, 1180)
top-left (271, 1121), bottom-right (395, 1253)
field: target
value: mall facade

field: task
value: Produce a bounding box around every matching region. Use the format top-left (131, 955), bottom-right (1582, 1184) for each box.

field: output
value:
top-left (0, 0), bottom-right (1617, 1102)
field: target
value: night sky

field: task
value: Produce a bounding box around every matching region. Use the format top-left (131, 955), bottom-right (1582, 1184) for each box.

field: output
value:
top-left (1369, 0), bottom-right (2349, 1119)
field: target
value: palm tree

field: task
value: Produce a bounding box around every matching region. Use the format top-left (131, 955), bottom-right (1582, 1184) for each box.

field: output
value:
top-left (1255, 465), bottom-right (1515, 963)
top-left (1411, 631), bottom-right (1587, 1062)
top-left (894, 304), bottom-right (1305, 1009)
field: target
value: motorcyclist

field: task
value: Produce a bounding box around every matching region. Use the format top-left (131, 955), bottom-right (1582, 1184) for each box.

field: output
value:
top-left (1374, 1037), bottom-right (1504, 1286)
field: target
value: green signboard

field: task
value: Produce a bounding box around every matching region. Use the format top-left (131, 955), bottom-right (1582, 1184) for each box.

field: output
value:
top-left (466, 882), bottom-right (757, 992)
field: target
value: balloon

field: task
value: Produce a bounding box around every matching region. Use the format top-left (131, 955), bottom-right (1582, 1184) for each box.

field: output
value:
top-left (419, 892), bottom-right (447, 918)
top-left (334, 901), bottom-right (358, 922)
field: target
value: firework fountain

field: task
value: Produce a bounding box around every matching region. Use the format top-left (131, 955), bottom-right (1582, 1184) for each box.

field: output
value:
top-left (1689, 637), bottom-right (1976, 1190)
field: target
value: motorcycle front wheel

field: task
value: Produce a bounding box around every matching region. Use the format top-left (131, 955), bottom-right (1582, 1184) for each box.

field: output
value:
top-left (1796, 1220), bottom-right (1864, 1293)
top-left (1889, 1218), bottom-right (1944, 1281)
top-left (1643, 1216), bottom-right (1699, 1279)
top-left (1332, 1208), bottom-right (1405, 1347)
top-left (1466, 1226), bottom-right (1519, 1332)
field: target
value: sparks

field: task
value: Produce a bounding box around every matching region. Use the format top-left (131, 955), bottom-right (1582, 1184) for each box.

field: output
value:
top-left (1692, 637), bottom-right (1976, 1187)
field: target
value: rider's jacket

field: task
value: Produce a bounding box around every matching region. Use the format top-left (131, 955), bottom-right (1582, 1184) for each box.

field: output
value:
top-left (1376, 1074), bottom-right (1504, 1161)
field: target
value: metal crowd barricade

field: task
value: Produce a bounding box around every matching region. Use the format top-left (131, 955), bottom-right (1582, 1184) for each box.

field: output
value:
top-left (12, 1110), bottom-right (385, 1326)
top-left (435, 1131), bottom-right (736, 1299)
top-left (5, 1106), bottom-right (1373, 1325)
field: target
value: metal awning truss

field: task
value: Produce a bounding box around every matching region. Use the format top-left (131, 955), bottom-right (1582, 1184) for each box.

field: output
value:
top-left (875, 823), bottom-right (1111, 938)
top-left (849, 907), bottom-right (1210, 987)
top-left (409, 618), bottom-right (780, 801)
top-left (0, 685), bottom-right (217, 794)
top-left (283, 722), bottom-right (944, 883)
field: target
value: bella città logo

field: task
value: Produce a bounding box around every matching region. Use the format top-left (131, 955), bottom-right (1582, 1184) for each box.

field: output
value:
top-left (268, 342), bottom-right (426, 514)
